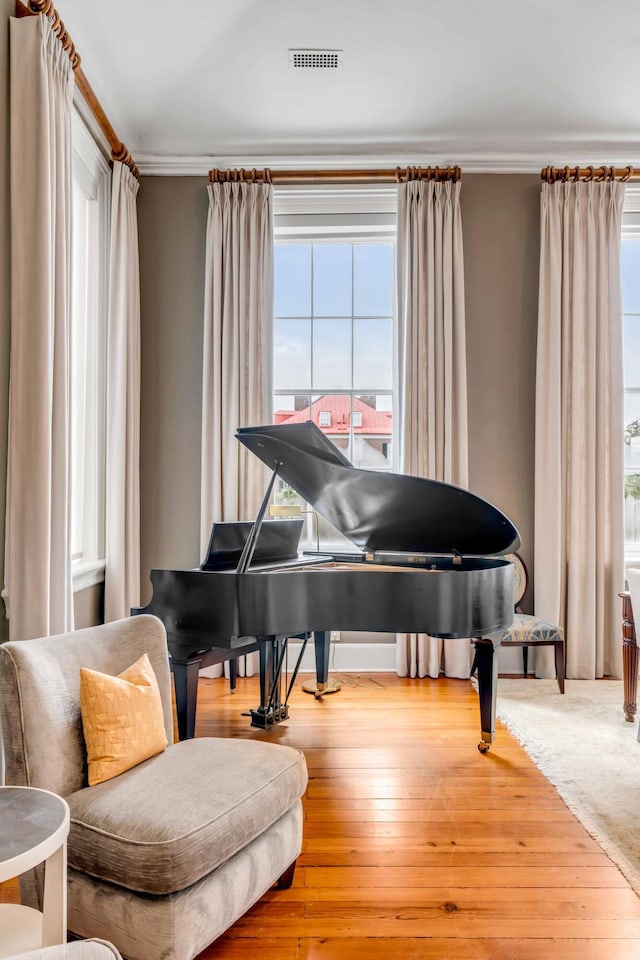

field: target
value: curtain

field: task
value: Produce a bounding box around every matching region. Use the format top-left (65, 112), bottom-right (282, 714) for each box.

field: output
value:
top-left (200, 179), bottom-right (273, 676)
top-left (535, 180), bottom-right (625, 680)
top-left (104, 162), bottom-right (141, 622)
top-left (395, 179), bottom-right (469, 678)
top-left (4, 15), bottom-right (74, 641)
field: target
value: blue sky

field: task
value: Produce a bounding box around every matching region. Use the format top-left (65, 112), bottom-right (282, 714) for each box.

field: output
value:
top-left (274, 242), bottom-right (394, 393)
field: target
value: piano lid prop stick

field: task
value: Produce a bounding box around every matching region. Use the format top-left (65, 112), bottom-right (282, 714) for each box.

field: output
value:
top-left (235, 460), bottom-right (282, 574)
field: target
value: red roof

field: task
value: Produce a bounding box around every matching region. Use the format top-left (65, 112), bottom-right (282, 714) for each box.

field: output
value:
top-left (274, 395), bottom-right (392, 435)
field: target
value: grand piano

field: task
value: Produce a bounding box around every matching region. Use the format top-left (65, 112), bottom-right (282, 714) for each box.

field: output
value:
top-left (133, 421), bottom-right (519, 751)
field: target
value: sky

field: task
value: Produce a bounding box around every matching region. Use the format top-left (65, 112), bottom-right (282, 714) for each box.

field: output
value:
top-left (274, 242), bottom-right (394, 395)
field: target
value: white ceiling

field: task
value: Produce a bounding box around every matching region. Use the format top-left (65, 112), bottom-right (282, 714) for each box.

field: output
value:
top-left (59, 0), bottom-right (640, 173)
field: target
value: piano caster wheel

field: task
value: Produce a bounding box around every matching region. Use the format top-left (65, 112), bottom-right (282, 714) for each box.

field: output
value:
top-left (478, 741), bottom-right (491, 754)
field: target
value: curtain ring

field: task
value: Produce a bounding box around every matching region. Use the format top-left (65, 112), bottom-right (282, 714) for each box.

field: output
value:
top-left (623, 165), bottom-right (634, 182)
top-left (265, 168), bottom-right (272, 184)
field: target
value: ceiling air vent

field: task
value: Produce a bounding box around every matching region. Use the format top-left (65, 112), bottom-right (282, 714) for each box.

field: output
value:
top-left (289, 49), bottom-right (343, 70)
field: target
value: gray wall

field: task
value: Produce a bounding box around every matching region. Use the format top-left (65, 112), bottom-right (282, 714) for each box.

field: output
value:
top-left (138, 177), bottom-right (207, 604)
top-left (137, 173), bottom-right (541, 612)
top-left (463, 174), bottom-right (540, 610)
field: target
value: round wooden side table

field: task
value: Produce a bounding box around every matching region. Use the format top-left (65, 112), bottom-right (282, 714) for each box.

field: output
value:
top-left (0, 785), bottom-right (70, 958)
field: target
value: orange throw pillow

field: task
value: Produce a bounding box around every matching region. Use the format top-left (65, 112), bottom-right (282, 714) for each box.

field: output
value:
top-left (79, 653), bottom-right (168, 786)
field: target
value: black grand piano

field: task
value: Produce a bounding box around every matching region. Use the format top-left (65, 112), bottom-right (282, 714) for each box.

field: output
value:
top-left (133, 421), bottom-right (519, 752)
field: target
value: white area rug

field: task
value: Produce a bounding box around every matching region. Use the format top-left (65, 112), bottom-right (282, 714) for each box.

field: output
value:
top-left (496, 678), bottom-right (640, 894)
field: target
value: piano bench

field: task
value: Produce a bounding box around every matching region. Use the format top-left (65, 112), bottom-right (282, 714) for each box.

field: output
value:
top-left (501, 613), bottom-right (565, 693)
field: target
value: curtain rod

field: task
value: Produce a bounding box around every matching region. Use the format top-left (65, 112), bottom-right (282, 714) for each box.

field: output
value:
top-left (208, 165), bottom-right (462, 185)
top-left (15, 0), bottom-right (140, 180)
top-left (541, 164), bottom-right (640, 183)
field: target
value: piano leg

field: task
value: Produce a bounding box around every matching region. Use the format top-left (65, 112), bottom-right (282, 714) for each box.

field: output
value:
top-left (172, 657), bottom-right (201, 741)
top-left (301, 631), bottom-right (341, 699)
top-left (473, 637), bottom-right (500, 753)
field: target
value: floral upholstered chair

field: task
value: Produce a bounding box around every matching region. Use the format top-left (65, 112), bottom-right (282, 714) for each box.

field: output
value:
top-left (500, 553), bottom-right (565, 692)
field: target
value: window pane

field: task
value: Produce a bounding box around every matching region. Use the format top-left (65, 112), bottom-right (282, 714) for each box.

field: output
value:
top-left (622, 239), bottom-right (640, 315)
top-left (275, 244), bottom-right (311, 317)
top-left (313, 245), bottom-right (352, 316)
top-left (274, 318), bottom-right (311, 390)
top-left (353, 317), bottom-right (393, 390)
top-left (624, 316), bottom-right (640, 388)
top-left (352, 395), bottom-right (393, 470)
top-left (312, 318), bottom-right (352, 390)
top-left (273, 393), bottom-right (311, 422)
top-left (354, 244), bottom-right (394, 317)
top-left (71, 182), bottom-right (88, 559)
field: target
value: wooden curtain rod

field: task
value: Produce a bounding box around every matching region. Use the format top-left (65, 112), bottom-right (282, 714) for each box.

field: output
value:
top-left (15, 0), bottom-right (140, 180)
top-left (208, 165), bottom-right (462, 185)
top-left (541, 164), bottom-right (640, 183)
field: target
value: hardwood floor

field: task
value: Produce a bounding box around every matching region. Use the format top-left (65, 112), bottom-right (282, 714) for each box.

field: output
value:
top-left (3, 672), bottom-right (639, 958)
top-left (195, 672), bottom-right (640, 960)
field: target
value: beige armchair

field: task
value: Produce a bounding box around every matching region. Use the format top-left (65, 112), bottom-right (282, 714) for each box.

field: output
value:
top-left (0, 616), bottom-right (308, 960)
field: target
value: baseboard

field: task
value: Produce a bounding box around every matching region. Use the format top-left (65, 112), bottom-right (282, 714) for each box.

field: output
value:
top-left (200, 639), bottom-right (526, 678)
top-left (287, 640), bottom-right (397, 673)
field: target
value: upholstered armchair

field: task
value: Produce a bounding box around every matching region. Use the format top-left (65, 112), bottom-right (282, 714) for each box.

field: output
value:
top-left (0, 616), bottom-right (308, 960)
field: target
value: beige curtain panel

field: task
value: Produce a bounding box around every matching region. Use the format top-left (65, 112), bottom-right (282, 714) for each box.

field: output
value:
top-left (104, 162), bottom-right (141, 623)
top-left (200, 179), bottom-right (274, 676)
top-left (535, 179), bottom-right (625, 679)
top-left (4, 14), bottom-right (74, 641)
top-left (395, 179), bottom-right (470, 679)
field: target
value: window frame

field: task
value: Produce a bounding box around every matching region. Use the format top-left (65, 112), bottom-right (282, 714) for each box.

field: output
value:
top-left (273, 184), bottom-right (397, 549)
top-left (70, 110), bottom-right (110, 591)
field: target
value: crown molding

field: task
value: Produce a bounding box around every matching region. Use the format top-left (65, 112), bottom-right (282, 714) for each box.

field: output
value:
top-left (136, 144), bottom-right (640, 178)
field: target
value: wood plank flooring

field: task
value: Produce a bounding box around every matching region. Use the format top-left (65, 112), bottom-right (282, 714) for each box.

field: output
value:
top-left (195, 672), bottom-right (640, 959)
top-left (3, 672), bottom-right (639, 958)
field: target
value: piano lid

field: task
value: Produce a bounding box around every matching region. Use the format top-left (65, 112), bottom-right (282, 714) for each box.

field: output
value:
top-left (236, 421), bottom-right (520, 557)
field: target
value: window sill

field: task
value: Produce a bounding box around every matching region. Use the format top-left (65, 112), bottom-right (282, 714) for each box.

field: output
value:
top-left (73, 558), bottom-right (106, 593)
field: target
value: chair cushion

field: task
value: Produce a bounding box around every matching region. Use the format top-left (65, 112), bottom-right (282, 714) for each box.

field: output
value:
top-left (503, 612), bottom-right (564, 645)
top-left (80, 653), bottom-right (168, 786)
top-left (66, 737), bottom-right (308, 895)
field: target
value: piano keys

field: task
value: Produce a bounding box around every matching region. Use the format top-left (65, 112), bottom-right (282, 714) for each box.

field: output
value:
top-left (133, 420), bottom-right (519, 751)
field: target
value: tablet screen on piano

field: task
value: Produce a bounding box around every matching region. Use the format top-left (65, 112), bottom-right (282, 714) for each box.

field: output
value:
top-left (201, 519), bottom-right (304, 571)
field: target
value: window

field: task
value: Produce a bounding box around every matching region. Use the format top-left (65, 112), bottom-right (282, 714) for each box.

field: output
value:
top-left (70, 112), bottom-right (110, 588)
top-left (273, 187), bottom-right (396, 549)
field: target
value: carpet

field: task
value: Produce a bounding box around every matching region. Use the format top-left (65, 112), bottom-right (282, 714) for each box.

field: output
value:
top-left (496, 678), bottom-right (640, 894)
